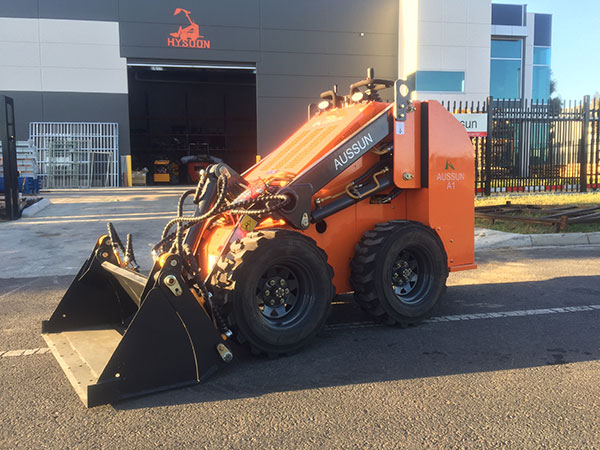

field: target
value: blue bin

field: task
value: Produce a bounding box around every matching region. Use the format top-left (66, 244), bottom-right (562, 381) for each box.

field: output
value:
top-left (0, 176), bottom-right (40, 194)
top-left (21, 177), bottom-right (40, 194)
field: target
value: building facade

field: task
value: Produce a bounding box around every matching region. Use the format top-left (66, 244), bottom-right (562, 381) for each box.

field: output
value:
top-left (401, 0), bottom-right (552, 103)
top-left (399, 0), bottom-right (492, 103)
top-left (490, 3), bottom-right (552, 101)
top-left (0, 0), bottom-right (551, 177)
top-left (0, 0), bottom-right (398, 171)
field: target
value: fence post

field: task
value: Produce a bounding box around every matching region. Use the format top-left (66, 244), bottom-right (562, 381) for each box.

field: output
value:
top-left (485, 96), bottom-right (493, 196)
top-left (0, 95), bottom-right (20, 220)
top-left (580, 95), bottom-right (590, 192)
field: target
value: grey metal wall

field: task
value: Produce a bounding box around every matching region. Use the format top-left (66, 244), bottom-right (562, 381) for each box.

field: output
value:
top-left (2, 91), bottom-right (130, 153)
top-left (118, 0), bottom-right (399, 154)
top-left (0, 0), bottom-right (398, 157)
top-left (0, 0), bottom-right (118, 21)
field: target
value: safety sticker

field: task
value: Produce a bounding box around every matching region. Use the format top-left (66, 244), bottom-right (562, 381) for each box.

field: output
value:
top-left (239, 215), bottom-right (258, 233)
top-left (395, 122), bottom-right (405, 135)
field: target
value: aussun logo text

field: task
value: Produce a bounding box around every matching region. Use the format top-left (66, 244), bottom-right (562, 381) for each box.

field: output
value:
top-left (334, 133), bottom-right (374, 171)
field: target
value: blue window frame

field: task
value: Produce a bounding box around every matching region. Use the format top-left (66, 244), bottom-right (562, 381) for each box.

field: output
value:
top-left (490, 39), bottom-right (522, 99)
top-left (414, 71), bottom-right (465, 92)
top-left (532, 44), bottom-right (551, 101)
top-left (491, 40), bottom-right (522, 59)
top-left (534, 14), bottom-right (552, 46)
top-left (492, 4), bottom-right (524, 26)
top-left (533, 47), bottom-right (551, 65)
top-left (490, 60), bottom-right (521, 99)
top-left (532, 66), bottom-right (551, 101)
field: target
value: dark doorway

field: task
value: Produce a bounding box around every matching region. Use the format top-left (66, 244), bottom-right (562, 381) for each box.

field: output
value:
top-left (127, 65), bottom-right (257, 184)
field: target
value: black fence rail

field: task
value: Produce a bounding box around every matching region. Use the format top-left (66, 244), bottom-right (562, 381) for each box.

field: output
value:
top-left (442, 96), bottom-right (600, 196)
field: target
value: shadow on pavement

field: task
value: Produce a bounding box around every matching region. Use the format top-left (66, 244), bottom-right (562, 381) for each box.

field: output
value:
top-left (114, 275), bottom-right (600, 411)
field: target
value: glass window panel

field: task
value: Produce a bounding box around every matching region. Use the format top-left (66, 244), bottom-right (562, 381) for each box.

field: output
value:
top-left (492, 4), bottom-right (523, 26)
top-left (490, 59), bottom-right (521, 99)
top-left (415, 71), bottom-right (464, 92)
top-left (534, 14), bottom-right (552, 46)
top-left (491, 39), bottom-right (522, 59)
top-left (532, 65), bottom-right (551, 101)
top-left (533, 47), bottom-right (551, 65)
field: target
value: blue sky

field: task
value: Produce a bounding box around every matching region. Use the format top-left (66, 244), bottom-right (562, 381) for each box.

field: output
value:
top-left (493, 0), bottom-right (599, 99)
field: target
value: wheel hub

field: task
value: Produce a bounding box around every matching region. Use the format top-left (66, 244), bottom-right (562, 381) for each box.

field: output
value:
top-left (391, 251), bottom-right (420, 299)
top-left (262, 276), bottom-right (290, 306)
top-left (258, 268), bottom-right (300, 322)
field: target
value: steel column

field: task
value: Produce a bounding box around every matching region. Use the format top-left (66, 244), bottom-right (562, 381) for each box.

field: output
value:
top-left (1, 96), bottom-right (20, 220)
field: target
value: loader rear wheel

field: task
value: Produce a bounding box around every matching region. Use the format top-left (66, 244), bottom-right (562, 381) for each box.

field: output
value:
top-left (350, 221), bottom-right (448, 326)
top-left (212, 230), bottom-right (334, 355)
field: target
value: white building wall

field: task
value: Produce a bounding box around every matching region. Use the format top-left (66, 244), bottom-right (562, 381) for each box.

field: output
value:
top-left (399, 0), bottom-right (491, 104)
top-left (0, 18), bottom-right (127, 94)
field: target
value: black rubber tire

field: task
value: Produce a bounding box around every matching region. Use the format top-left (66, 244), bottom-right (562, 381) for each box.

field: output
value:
top-left (211, 229), bottom-right (335, 356)
top-left (350, 221), bottom-right (448, 326)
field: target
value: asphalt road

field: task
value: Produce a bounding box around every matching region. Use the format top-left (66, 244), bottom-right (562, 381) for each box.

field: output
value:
top-left (1, 245), bottom-right (599, 448)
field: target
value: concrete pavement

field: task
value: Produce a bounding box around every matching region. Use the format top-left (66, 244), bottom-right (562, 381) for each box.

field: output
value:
top-left (1, 187), bottom-right (598, 278)
top-left (475, 227), bottom-right (600, 250)
top-left (1, 187), bottom-right (187, 278)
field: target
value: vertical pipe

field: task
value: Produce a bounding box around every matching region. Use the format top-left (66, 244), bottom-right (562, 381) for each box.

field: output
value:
top-left (485, 96), bottom-right (493, 196)
top-left (560, 99), bottom-right (566, 190)
top-left (115, 123), bottom-right (119, 188)
top-left (580, 95), bottom-right (590, 192)
top-left (592, 98), bottom-right (600, 189)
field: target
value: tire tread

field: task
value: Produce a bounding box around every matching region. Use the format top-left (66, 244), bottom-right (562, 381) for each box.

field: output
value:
top-left (350, 221), bottom-right (448, 326)
top-left (211, 229), bottom-right (334, 356)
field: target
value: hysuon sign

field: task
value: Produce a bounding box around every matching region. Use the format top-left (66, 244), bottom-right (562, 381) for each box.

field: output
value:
top-left (167, 8), bottom-right (211, 49)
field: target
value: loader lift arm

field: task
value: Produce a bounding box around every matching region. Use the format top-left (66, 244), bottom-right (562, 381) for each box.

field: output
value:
top-left (276, 104), bottom-right (393, 229)
top-left (276, 76), bottom-right (413, 229)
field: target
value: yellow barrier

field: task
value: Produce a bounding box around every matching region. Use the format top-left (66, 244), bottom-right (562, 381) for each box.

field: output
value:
top-left (125, 155), bottom-right (132, 187)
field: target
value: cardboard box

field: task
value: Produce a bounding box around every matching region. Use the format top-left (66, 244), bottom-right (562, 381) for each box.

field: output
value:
top-left (132, 171), bottom-right (146, 186)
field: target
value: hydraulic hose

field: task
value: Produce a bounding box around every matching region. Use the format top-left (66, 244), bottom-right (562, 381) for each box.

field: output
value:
top-left (152, 168), bottom-right (290, 336)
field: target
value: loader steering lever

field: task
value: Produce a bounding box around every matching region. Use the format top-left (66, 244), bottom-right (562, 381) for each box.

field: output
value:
top-left (348, 67), bottom-right (394, 102)
top-left (319, 84), bottom-right (344, 109)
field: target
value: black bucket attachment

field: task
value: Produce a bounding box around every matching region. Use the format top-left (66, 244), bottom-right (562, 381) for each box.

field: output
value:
top-left (42, 236), bottom-right (232, 407)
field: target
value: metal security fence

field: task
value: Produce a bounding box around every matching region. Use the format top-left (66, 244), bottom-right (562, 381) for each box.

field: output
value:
top-left (443, 96), bottom-right (600, 195)
top-left (29, 122), bottom-right (119, 188)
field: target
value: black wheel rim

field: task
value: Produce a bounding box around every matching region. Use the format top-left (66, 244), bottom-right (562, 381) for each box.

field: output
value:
top-left (255, 261), bottom-right (313, 328)
top-left (390, 247), bottom-right (433, 305)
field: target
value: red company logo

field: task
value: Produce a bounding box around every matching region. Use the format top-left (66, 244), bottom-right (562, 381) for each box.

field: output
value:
top-left (167, 8), bottom-right (210, 49)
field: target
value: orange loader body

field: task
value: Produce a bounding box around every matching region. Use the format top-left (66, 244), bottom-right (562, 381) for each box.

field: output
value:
top-left (198, 99), bottom-right (475, 293)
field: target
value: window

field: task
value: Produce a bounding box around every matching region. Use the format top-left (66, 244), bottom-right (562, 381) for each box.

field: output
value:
top-left (413, 71), bottom-right (465, 92)
top-left (534, 14), bottom-right (552, 46)
top-left (491, 40), bottom-right (521, 58)
top-left (532, 66), bottom-right (551, 101)
top-left (532, 45), bottom-right (551, 101)
top-left (531, 14), bottom-right (552, 101)
top-left (491, 60), bottom-right (521, 99)
top-left (490, 39), bottom-right (522, 99)
top-left (492, 4), bottom-right (524, 26)
top-left (533, 47), bottom-right (551, 65)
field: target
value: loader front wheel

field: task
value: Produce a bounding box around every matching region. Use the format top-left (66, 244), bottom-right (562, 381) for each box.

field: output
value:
top-left (350, 221), bottom-right (448, 326)
top-left (212, 230), bottom-right (334, 355)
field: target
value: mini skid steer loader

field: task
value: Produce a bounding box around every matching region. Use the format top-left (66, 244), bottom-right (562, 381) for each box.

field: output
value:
top-left (42, 69), bottom-right (476, 407)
